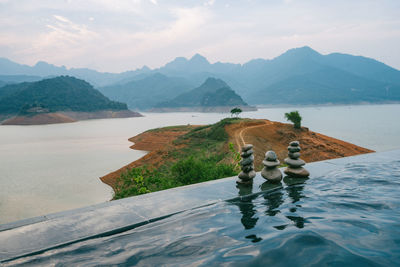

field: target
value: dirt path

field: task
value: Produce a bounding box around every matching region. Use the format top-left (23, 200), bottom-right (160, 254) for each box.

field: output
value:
top-left (235, 120), bottom-right (271, 148)
top-left (225, 119), bottom-right (374, 171)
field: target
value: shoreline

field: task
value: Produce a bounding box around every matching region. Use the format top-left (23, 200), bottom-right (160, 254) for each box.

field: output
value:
top-left (1, 110), bottom-right (143, 125)
top-left (254, 101), bottom-right (400, 109)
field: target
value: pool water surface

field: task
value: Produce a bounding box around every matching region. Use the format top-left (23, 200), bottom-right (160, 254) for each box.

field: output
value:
top-left (4, 159), bottom-right (400, 266)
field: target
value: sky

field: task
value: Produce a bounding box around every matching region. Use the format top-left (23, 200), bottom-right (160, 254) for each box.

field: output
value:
top-left (0, 0), bottom-right (399, 72)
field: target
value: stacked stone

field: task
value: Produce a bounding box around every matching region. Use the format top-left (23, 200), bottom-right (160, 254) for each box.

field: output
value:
top-left (284, 141), bottom-right (310, 178)
top-left (261, 151), bottom-right (282, 183)
top-left (237, 144), bottom-right (256, 184)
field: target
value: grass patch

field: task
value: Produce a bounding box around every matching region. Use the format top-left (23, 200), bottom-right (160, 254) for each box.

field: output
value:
top-left (146, 125), bottom-right (195, 133)
top-left (113, 118), bottom-right (243, 199)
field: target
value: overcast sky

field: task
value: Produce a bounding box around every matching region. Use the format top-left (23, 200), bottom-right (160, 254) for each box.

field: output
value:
top-left (0, 0), bottom-right (399, 72)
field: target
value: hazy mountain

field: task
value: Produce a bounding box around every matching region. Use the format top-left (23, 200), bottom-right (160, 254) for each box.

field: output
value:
top-left (0, 76), bottom-right (128, 115)
top-left (252, 66), bottom-right (400, 104)
top-left (0, 58), bottom-right (67, 76)
top-left (0, 74), bottom-right (44, 85)
top-left (323, 53), bottom-right (400, 85)
top-left (2, 46), bottom-right (400, 106)
top-left (154, 47), bottom-right (400, 104)
top-left (0, 58), bottom-right (151, 87)
top-left (160, 54), bottom-right (241, 75)
top-left (156, 77), bottom-right (247, 108)
top-left (245, 47), bottom-right (400, 104)
top-left (98, 73), bottom-right (194, 110)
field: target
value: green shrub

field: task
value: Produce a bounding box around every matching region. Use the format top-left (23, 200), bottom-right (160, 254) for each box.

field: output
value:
top-left (285, 110), bottom-right (302, 129)
top-left (172, 155), bottom-right (237, 185)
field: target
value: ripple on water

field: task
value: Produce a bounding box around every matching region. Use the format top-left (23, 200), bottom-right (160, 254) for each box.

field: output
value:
top-left (4, 161), bottom-right (400, 266)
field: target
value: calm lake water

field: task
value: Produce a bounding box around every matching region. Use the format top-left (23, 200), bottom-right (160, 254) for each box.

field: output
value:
top-left (1, 104), bottom-right (399, 224)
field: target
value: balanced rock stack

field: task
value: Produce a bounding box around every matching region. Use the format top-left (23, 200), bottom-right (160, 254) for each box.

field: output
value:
top-left (284, 141), bottom-right (310, 178)
top-left (237, 144), bottom-right (256, 184)
top-left (261, 151), bottom-right (282, 183)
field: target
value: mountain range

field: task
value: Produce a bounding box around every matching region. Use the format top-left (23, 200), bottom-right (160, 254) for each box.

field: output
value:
top-left (98, 73), bottom-right (195, 110)
top-left (1, 46), bottom-right (400, 108)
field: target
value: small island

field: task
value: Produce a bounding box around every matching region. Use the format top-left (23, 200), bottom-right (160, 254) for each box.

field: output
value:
top-left (0, 76), bottom-right (142, 125)
top-left (152, 77), bottom-right (256, 112)
top-left (101, 118), bottom-right (373, 199)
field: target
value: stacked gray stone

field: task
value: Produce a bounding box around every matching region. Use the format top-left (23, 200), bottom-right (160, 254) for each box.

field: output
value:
top-left (261, 150), bottom-right (282, 183)
top-left (237, 144), bottom-right (256, 184)
top-left (284, 141), bottom-right (310, 178)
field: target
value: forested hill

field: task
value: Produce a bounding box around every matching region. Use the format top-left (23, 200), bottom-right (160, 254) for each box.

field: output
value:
top-left (156, 77), bottom-right (248, 108)
top-left (0, 76), bottom-right (128, 115)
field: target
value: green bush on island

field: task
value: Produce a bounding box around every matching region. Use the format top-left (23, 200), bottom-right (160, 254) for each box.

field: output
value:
top-left (230, 107), bottom-right (242, 118)
top-left (113, 118), bottom-right (243, 199)
top-left (285, 110), bottom-right (302, 129)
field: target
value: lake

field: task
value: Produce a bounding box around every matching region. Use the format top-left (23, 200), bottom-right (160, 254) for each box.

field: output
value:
top-left (1, 104), bottom-right (399, 224)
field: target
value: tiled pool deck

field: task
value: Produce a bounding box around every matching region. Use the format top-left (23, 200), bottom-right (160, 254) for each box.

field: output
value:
top-left (1, 149), bottom-right (399, 263)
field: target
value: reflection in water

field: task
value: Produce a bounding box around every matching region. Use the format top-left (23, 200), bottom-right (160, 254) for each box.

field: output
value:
top-left (283, 176), bottom-right (309, 229)
top-left (284, 176), bottom-right (308, 203)
top-left (245, 234), bottom-right (263, 243)
top-left (234, 184), bottom-right (259, 230)
top-left (233, 179), bottom-right (309, 233)
top-left (261, 182), bottom-right (284, 217)
top-left (236, 183), bottom-right (253, 197)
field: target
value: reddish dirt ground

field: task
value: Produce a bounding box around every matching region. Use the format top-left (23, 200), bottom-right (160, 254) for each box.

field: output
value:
top-left (225, 119), bottom-right (374, 170)
top-left (100, 120), bottom-right (374, 190)
top-left (100, 127), bottom-right (196, 188)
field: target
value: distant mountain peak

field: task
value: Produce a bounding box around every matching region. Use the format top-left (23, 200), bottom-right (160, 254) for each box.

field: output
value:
top-left (172, 56), bottom-right (188, 63)
top-left (202, 77), bottom-right (228, 88)
top-left (278, 46), bottom-right (321, 60)
top-left (0, 57), bottom-right (15, 63)
top-left (34, 61), bottom-right (50, 66)
top-left (190, 53), bottom-right (209, 64)
top-left (155, 77), bottom-right (247, 108)
top-left (140, 65), bottom-right (151, 71)
top-left (163, 56), bottom-right (188, 70)
top-left (33, 61), bottom-right (67, 71)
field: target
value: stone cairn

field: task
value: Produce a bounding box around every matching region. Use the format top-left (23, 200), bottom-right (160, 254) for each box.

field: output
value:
top-left (237, 144), bottom-right (256, 184)
top-left (261, 151), bottom-right (282, 183)
top-left (284, 141), bottom-right (310, 178)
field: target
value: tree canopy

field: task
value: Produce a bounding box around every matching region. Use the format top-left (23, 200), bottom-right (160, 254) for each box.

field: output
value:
top-left (285, 110), bottom-right (302, 129)
top-left (230, 107), bottom-right (242, 117)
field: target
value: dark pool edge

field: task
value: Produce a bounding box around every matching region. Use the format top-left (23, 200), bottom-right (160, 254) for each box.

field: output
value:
top-left (1, 149), bottom-right (400, 263)
top-left (0, 185), bottom-right (296, 263)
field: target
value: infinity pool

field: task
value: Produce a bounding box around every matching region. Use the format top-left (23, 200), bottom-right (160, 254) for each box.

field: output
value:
top-left (3, 156), bottom-right (400, 266)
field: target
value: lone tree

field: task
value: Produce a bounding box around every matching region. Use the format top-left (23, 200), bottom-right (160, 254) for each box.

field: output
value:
top-left (285, 110), bottom-right (302, 129)
top-left (230, 107), bottom-right (242, 118)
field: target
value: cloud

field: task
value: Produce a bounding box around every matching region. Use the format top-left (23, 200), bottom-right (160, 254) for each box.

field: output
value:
top-left (204, 0), bottom-right (216, 6)
top-left (9, 15), bottom-right (100, 67)
top-left (42, 15), bottom-right (98, 46)
top-left (0, 0), bottom-right (399, 71)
